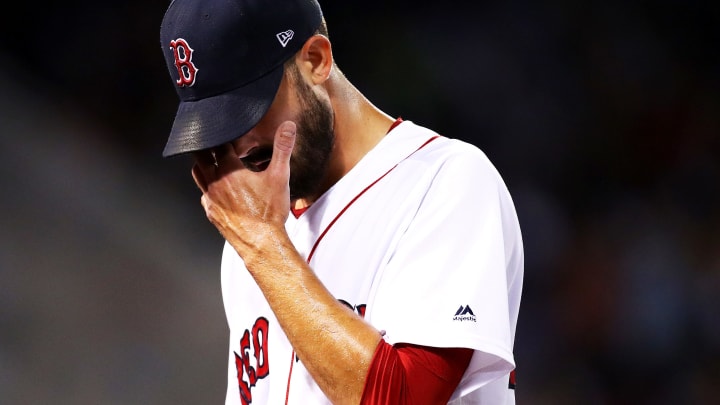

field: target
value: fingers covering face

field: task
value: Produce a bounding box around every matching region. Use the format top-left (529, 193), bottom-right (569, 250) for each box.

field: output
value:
top-left (192, 149), bottom-right (217, 193)
top-left (192, 143), bottom-right (243, 192)
top-left (191, 163), bottom-right (208, 193)
top-left (212, 143), bottom-right (237, 168)
top-left (190, 121), bottom-right (297, 193)
top-left (269, 121), bottom-right (296, 175)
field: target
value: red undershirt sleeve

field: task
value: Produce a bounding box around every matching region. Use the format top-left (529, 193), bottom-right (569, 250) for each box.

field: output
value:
top-left (360, 340), bottom-right (474, 405)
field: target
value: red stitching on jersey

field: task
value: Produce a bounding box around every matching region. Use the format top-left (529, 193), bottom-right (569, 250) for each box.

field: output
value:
top-left (307, 135), bottom-right (439, 262)
top-left (284, 350), bottom-right (296, 404)
top-left (284, 134), bottom-right (440, 404)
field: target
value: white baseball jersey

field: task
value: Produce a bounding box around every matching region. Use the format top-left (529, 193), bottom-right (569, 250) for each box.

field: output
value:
top-left (221, 120), bottom-right (524, 404)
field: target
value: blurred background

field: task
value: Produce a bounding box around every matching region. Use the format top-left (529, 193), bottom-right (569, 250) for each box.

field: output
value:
top-left (1, 0), bottom-right (718, 404)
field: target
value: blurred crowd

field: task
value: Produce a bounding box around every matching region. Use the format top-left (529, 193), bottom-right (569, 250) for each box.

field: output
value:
top-left (1, 1), bottom-right (718, 404)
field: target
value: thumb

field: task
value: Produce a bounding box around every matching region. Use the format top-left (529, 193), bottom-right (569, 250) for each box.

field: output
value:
top-left (269, 121), bottom-right (296, 174)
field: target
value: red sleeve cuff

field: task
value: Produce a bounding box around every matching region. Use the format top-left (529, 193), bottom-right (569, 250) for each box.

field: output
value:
top-left (360, 340), bottom-right (473, 405)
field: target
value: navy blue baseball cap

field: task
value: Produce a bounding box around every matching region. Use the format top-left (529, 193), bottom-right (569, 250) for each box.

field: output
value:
top-left (160, 0), bottom-right (324, 157)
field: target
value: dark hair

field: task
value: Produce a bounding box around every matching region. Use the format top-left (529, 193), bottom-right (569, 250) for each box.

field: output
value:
top-left (316, 18), bottom-right (329, 38)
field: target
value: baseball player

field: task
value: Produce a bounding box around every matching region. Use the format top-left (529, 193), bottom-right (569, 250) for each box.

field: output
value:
top-left (159, 0), bottom-right (523, 404)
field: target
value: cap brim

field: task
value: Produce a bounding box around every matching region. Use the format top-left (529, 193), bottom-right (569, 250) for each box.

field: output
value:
top-left (162, 64), bottom-right (284, 157)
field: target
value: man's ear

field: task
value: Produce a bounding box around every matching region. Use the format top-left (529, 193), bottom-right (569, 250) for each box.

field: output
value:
top-left (297, 34), bottom-right (333, 85)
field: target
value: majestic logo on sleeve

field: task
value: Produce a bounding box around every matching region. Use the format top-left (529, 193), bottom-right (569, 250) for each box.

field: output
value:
top-left (234, 317), bottom-right (270, 405)
top-left (169, 38), bottom-right (198, 87)
top-left (453, 305), bottom-right (476, 322)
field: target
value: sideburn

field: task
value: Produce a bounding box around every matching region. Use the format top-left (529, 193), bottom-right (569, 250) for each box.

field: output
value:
top-left (285, 64), bottom-right (335, 201)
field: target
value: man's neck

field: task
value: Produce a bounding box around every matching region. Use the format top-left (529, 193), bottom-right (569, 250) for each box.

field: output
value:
top-left (298, 75), bottom-right (395, 209)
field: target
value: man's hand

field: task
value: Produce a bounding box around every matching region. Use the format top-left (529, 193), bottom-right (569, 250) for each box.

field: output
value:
top-left (191, 121), bottom-right (297, 259)
top-left (192, 120), bottom-right (381, 405)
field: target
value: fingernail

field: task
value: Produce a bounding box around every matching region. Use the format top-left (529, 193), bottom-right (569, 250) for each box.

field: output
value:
top-left (281, 121), bottom-right (297, 135)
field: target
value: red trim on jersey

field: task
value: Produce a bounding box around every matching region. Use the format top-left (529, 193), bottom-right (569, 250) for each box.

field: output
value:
top-left (306, 134), bottom-right (438, 262)
top-left (284, 350), bottom-right (296, 405)
top-left (360, 340), bottom-right (473, 405)
top-left (388, 116), bottom-right (404, 132)
top-left (284, 132), bottom-right (440, 404)
top-left (290, 205), bottom-right (309, 218)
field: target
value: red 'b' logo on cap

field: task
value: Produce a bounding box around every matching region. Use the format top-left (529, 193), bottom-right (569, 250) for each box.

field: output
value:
top-left (170, 38), bottom-right (198, 87)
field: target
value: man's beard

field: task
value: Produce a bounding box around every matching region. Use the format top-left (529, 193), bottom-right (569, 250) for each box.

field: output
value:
top-left (287, 74), bottom-right (335, 201)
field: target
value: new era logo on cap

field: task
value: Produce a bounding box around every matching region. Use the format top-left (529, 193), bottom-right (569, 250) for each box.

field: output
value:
top-left (276, 30), bottom-right (295, 47)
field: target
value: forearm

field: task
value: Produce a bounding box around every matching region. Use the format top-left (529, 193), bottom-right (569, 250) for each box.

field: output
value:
top-left (237, 225), bottom-right (383, 405)
top-left (194, 124), bottom-right (382, 403)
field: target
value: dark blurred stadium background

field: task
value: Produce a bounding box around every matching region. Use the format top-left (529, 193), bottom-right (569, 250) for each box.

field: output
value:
top-left (1, 1), bottom-right (718, 403)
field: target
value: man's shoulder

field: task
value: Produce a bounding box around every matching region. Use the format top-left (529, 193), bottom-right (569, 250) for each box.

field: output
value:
top-left (396, 122), bottom-right (496, 173)
top-left (390, 121), bottom-right (487, 159)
